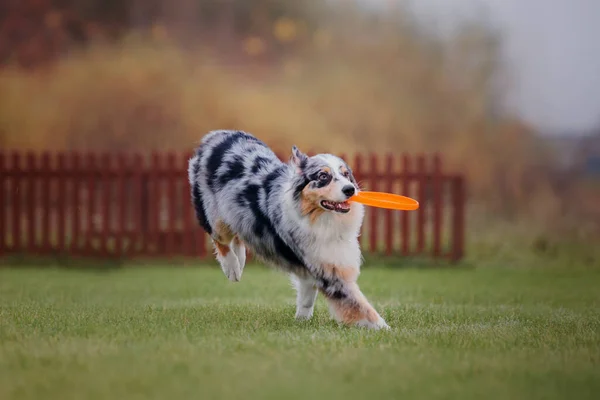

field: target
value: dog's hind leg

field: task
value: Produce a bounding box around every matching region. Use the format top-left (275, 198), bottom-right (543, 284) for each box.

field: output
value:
top-left (230, 236), bottom-right (247, 274)
top-left (291, 275), bottom-right (318, 320)
top-left (212, 221), bottom-right (242, 282)
top-left (213, 240), bottom-right (242, 282)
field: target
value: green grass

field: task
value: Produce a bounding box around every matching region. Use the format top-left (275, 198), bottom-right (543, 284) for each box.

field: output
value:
top-left (1, 264), bottom-right (599, 400)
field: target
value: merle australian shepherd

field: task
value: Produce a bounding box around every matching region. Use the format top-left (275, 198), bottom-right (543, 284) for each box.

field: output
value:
top-left (188, 130), bottom-right (389, 330)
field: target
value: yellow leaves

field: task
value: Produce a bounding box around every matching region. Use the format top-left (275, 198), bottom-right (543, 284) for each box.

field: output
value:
top-left (243, 37), bottom-right (266, 56)
top-left (273, 17), bottom-right (298, 43)
top-left (244, 17), bottom-right (322, 54)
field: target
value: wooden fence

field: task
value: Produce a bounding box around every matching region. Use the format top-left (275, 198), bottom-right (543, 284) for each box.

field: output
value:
top-left (0, 151), bottom-right (465, 261)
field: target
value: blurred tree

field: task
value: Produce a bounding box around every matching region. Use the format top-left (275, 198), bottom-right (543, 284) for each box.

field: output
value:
top-left (0, 0), bottom-right (327, 68)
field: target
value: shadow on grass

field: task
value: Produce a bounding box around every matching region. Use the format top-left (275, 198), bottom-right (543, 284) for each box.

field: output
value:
top-left (0, 251), bottom-right (469, 271)
top-left (362, 254), bottom-right (473, 271)
top-left (0, 253), bottom-right (127, 271)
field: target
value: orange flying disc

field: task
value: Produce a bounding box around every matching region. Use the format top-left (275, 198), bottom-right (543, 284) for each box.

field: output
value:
top-left (349, 191), bottom-right (419, 211)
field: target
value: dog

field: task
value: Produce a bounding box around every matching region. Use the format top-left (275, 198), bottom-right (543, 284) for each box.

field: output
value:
top-left (188, 130), bottom-right (389, 330)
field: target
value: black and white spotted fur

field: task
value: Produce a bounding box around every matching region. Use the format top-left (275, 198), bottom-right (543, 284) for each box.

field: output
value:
top-left (188, 130), bottom-right (389, 329)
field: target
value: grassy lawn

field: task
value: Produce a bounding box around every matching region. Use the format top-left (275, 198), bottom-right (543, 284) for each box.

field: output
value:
top-left (1, 263), bottom-right (599, 400)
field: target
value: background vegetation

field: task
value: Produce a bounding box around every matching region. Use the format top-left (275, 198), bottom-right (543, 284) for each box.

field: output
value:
top-left (1, 0), bottom-right (598, 248)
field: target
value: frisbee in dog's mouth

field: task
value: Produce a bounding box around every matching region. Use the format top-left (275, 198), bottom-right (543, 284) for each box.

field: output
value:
top-left (320, 200), bottom-right (351, 213)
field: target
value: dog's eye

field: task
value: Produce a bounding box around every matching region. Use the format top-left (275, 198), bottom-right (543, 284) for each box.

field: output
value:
top-left (342, 170), bottom-right (350, 178)
top-left (318, 172), bottom-right (329, 181)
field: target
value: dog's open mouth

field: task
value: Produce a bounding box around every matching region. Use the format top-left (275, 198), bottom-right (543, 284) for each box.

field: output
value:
top-left (320, 200), bottom-right (351, 213)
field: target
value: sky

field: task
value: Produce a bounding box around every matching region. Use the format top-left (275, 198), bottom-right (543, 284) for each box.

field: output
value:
top-left (361, 0), bottom-right (600, 135)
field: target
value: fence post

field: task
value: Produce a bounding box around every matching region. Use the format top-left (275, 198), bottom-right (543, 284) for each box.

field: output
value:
top-left (368, 153), bottom-right (378, 253)
top-left (56, 153), bottom-right (67, 254)
top-left (116, 153), bottom-right (127, 257)
top-left (0, 152), bottom-right (5, 256)
top-left (11, 152), bottom-right (22, 253)
top-left (102, 154), bottom-right (114, 256)
top-left (181, 152), bottom-right (192, 257)
top-left (71, 152), bottom-right (81, 254)
top-left (25, 152), bottom-right (36, 254)
top-left (133, 153), bottom-right (144, 256)
top-left (384, 154), bottom-right (394, 255)
top-left (85, 153), bottom-right (97, 256)
top-left (353, 153), bottom-right (364, 246)
top-left (165, 152), bottom-right (177, 257)
top-left (432, 154), bottom-right (443, 258)
top-left (150, 152), bottom-right (161, 256)
top-left (40, 153), bottom-right (51, 253)
top-left (401, 154), bottom-right (410, 256)
top-left (451, 176), bottom-right (465, 262)
top-left (416, 154), bottom-right (426, 254)
top-left (140, 156), bottom-right (151, 255)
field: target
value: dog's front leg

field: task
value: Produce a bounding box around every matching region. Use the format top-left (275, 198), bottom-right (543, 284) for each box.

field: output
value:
top-left (291, 275), bottom-right (319, 320)
top-left (318, 266), bottom-right (389, 330)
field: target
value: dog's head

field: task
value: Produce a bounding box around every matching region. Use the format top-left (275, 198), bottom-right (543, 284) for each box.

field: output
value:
top-left (289, 145), bottom-right (362, 222)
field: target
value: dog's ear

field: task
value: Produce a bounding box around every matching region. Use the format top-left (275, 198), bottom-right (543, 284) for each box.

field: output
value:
top-left (290, 145), bottom-right (308, 173)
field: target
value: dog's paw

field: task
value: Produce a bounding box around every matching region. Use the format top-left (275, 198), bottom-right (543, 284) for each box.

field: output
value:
top-left (356, 317), bottom-right (390, 331)
top-left (219, 259), bottom-right (242, 282)
top-left (377, 318), bottom-right (391, 330)
top-left (295, 307), bottom-right (314, 320)
top-left (223, 264), bottom-right (242, 282)
top-left (217, 251), bottom-right (243, 282)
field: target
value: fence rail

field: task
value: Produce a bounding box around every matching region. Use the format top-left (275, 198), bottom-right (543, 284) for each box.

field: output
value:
top-left (0, 151), bottom-right (465, 262)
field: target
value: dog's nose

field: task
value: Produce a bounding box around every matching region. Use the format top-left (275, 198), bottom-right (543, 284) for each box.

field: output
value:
top-left (342, 185), bottom-right (356, 198)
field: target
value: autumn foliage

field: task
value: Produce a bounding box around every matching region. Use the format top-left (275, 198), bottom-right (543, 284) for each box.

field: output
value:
top-left (0, 0), bottom-right (598, 242)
